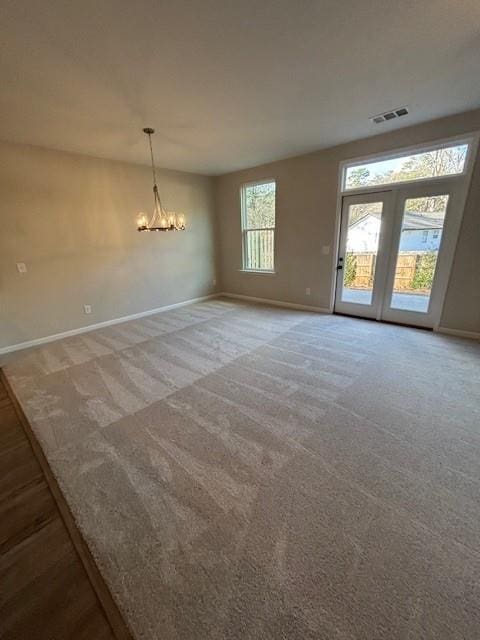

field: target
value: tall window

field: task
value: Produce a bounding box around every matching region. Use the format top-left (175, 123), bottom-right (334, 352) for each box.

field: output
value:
top-left (241, 180), bottom-right (276, 271)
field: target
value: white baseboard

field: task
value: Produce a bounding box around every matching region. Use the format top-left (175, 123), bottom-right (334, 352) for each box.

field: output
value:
top-left (220, 292), bottom-right (331, 314)
top-left (0, 294), bottom-right (219, 356)
top-left (436, 326), bottom-right (480, 340)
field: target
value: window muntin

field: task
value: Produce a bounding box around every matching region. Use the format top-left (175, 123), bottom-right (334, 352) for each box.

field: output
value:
top-left (344, 143), bottom-right (469, 191)
top-left (241, 181), bottom-right (276, 271)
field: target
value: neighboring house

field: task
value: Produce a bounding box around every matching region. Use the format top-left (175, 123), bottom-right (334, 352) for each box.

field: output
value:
top-left (347, 211), bottom-right (443, 253)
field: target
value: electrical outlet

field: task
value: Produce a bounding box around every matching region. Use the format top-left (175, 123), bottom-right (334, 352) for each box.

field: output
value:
top-left (16, 262), bottom-right (27, 273)
top-left (84, 304), bottom-right (92, 314)
top-left (306, 287), bottom-right (311, 296)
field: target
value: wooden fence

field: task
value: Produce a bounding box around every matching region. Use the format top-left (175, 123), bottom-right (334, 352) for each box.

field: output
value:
top-left (394, 253), bottom-right (418, 290)
top-left (346, 252), bottom-right (429, 291)
top-left (244, 229), bottom-right (274, 270)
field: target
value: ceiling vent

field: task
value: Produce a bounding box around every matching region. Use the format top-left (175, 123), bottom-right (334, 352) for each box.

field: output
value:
top-left (370, 106), bottom-right (409, 124)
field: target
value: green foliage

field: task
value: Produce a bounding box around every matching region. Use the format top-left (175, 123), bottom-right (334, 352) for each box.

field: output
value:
top-left (392, 146), bottom-right (466, 186)
top-left (347, 167), bottom-right (371, 188)
top-left (245, 183), bottom-right (275, 228)
top-left (404, 194), bottom-right (448, 214)
top-left (344, 253), bottom-right (357, 287)
top-left (412, 252), bottom-right (437, 290)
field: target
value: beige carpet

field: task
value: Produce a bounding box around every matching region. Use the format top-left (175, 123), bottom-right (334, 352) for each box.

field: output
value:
top-left (3, 298), bottom-right (480, 639)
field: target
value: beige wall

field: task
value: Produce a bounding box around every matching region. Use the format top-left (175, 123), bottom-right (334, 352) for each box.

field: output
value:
top-left (2, 108), bottom-right (479, 351)
top-left (216, 108), bottom-right (480, 334)
top-left (0, 140), bottom-right (218, 350)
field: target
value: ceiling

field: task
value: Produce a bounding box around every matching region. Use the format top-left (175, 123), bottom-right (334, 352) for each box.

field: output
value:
top-left (1, 0), bottom-right (480, 175)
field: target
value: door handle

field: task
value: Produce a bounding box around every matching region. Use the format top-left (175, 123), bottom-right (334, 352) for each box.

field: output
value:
top-left (337, 257), bottom-right (344, 270)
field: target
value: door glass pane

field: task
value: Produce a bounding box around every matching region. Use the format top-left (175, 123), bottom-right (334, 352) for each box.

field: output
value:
top-left (390, 195), bottom-right (449, 313)
top-left (341, 201), bottom-right (383, 305)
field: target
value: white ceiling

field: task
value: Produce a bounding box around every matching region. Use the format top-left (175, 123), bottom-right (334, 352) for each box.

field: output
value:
top-left (1, 0), bottom-right (480, 175)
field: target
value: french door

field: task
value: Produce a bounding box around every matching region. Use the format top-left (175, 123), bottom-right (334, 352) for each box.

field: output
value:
top-left (334, 180), bottom-right (462, 328)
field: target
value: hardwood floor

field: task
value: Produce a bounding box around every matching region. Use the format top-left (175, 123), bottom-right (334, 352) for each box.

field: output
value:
top-left (0, 375), bottom-right (117, 640)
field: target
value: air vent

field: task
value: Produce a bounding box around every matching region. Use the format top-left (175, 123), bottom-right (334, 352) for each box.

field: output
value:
top-left (370, 106), bottom-right (409, 124)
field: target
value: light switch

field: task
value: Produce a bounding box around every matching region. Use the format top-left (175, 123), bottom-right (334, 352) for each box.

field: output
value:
top-left (321, 245), bottom-right (331, 255)
top-left (16, 262), bottom-right (27, 273)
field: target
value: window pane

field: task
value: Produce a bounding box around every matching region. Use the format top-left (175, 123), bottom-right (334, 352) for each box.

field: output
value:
top-left (344, 144), bottom-right (468, 190)
top-left (389, 195), bottom-right (449, 313)
top-left (341, 202), bottom-right (383, 306)
top-left (245, 182), bottom-right (275, 228)
top-left (245, 229), bottom-right (274, 270)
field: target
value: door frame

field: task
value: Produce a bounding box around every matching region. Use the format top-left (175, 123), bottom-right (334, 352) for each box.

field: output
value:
top-left (329, 131), bottom-right (480, 330)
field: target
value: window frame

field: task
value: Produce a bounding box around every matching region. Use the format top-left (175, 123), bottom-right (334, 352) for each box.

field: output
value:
top-left (240, 179), bottom-right (276, 273)
top-left (340, 134), bottom-right (476, 195)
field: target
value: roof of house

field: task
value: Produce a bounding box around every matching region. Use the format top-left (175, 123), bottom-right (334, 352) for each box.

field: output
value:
top-left (351, 211), bottom-right (443, 231)
top-left (402, 212), bottom-right (443, 231)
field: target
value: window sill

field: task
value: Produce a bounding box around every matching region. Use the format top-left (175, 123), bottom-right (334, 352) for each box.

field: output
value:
top-left (238, 269), bottom-right (276, 275)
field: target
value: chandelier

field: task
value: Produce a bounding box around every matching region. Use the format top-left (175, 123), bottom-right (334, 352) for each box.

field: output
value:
top-left (136, 128), bottom-right (186, 232)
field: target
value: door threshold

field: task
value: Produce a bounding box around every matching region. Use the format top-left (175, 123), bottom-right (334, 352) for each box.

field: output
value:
top-left (333, 311), bottom-right (433, 332)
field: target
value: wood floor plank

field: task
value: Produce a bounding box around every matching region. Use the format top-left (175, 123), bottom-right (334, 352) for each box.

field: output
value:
top-left (0, 394), bottom-right (12, 410)
top-left (0, 439), bottom-right (43, 501)
top-left (0, 374), bottom-right (118, 640)
top-left (0, 478), bottom-right (56, 554)
top-left (0, 405), bottom-right (24, 452)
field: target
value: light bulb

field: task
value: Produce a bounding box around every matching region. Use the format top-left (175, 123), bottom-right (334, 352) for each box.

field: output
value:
top-left (160, 215), bottom-right (168, 229)
top-left (177, 213), bottom-right (185, 229)
top-left (136, 212), bottom-right (147, 229)
top-left (168, 212), bottom-right (176, 228)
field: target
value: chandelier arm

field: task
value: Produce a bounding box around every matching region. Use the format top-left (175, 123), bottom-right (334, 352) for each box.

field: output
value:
top-left (155, 184), bottom-right (165, 215)
top-left (147, 205), bottom-right (156, 228)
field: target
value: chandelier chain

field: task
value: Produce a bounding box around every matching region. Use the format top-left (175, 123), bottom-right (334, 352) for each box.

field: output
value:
top-left (146, 131), bottom-right (165, 214)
